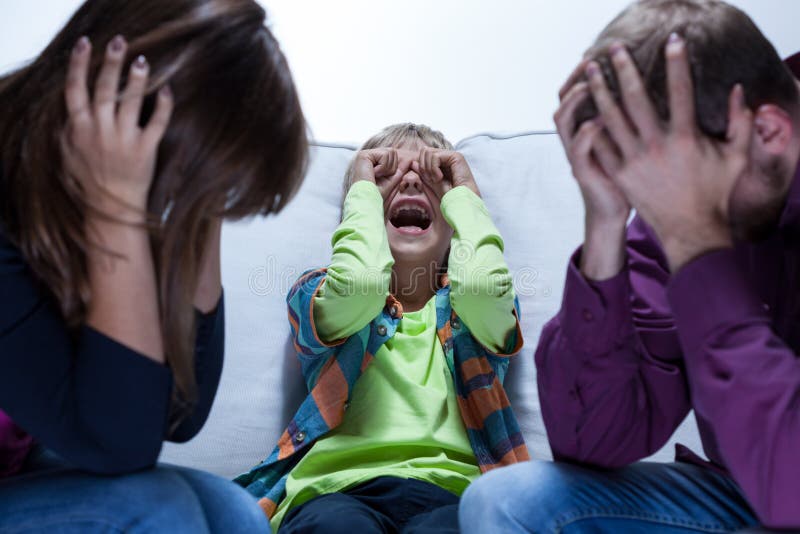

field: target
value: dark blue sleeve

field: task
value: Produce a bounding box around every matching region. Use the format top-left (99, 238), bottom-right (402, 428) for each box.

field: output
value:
top-left (169, 294), bottom-right (225, 443)
top-left (0, 229), bottom-right (224, 474)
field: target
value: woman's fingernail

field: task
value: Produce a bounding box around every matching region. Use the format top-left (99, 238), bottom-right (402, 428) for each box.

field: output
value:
top-left (74, 36), bottom-right (89, 54)
top-left (586, 63), bottom-right (600, 77)
top-left (160, 85), bottom-right (172, 99)
top-left (668, 32), bottom-right (682, 44)
top-left (133, 55), bottom-right (147, 70)
top-left (109, 35), bottom-right (125, 53)
top-left (609, 42), bottom-right (625, 56)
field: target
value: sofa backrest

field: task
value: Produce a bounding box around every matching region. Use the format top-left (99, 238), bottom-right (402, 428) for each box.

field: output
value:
top-left (160, 131), bottom-right (702, 479)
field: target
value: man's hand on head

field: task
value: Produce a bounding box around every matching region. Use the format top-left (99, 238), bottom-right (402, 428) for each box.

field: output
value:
top-left (586, 33), bottom-right (754, 273)
top-left (555, 60), bottom-right (631, 281)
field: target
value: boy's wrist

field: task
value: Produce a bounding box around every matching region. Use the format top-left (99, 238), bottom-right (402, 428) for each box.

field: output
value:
top-left (441, 184), bottom-right (481, 204)
top-left (346, 179), bottom-right (382, 203)
top-left (342, 179), bottom-right (385, 221)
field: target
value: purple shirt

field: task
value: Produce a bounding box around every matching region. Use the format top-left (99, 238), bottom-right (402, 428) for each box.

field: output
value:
top-left (536, 88), bottom-right (800, 529)
top-left (0, 410), bottom-right (33, 476)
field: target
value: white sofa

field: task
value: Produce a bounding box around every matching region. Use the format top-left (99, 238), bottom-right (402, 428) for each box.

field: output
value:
top-left (160, 130), bottom-right (703, 480)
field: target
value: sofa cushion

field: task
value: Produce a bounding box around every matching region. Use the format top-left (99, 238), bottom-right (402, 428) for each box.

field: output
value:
top-left (159, 131), bottom-right (703, 479)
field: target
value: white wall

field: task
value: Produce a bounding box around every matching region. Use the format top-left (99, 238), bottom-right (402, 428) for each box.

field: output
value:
top-left (1, 0), bottom-right (797, 144)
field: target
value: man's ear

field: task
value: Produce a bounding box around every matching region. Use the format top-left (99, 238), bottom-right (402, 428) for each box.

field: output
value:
top-left (752, 104), bottom-right (794, 156)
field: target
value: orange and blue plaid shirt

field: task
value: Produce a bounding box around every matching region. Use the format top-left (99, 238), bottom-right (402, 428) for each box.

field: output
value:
top-left (234, 268), bottom-right (530, 518)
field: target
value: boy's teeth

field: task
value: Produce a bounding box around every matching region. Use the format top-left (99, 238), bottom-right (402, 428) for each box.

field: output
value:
top-left (393, 205), bottom-right (429, 219)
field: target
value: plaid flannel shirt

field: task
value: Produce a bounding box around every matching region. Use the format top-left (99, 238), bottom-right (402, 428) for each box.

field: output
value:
top-left (234, 268), bottom-right (529, 518)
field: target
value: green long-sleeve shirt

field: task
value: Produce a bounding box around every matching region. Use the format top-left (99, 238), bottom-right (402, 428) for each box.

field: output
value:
top-left (314, 180), bottom-right (517, 351)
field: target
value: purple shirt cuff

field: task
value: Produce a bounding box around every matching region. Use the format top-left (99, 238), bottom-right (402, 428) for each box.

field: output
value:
top-left (561, 248), bottom-right (636, 357)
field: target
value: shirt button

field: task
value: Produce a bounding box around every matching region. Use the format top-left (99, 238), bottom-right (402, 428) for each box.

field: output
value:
top-left (294, 431), bottom-right (306, 443)
top-left (582, 310), bottom-right (594, 322)
top-left (450, 318), bottom-right (461, 330)
top-left (344, 402), bottom-right (351, 411)
top-left (389, 305), bottom-right (398, 318)
top-left (377, 325), bottom-right (388, 336)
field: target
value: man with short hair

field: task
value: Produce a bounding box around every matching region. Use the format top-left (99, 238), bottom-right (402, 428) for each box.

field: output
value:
top-left (459, 0), bottom-right (800, 531)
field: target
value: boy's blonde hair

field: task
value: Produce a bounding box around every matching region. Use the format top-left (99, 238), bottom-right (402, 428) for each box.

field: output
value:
top-left (342, 123), bottom-right (454, 201)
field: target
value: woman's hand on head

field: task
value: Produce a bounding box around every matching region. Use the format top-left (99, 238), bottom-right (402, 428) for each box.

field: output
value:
top-left (412, 148), bottom-right (481, 199)
top-left (62, 35), bottom-right (174, 214)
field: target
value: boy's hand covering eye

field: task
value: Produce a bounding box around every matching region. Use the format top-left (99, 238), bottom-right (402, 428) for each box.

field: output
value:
top-left (412, 148), bottom-right (481, 199)
top-left (351, 147), bottom-right (411, 200)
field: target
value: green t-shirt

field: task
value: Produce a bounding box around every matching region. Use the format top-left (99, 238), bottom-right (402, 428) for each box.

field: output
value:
top-left (271, 296), bottom-right (480, 529)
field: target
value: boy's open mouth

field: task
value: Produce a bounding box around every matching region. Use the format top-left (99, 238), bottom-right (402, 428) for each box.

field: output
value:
top-left (388, 199), bottom-right (432, 235)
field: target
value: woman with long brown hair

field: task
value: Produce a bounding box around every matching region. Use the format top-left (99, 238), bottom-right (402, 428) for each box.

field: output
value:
top-left (0, 0), bottom-right (307, 530)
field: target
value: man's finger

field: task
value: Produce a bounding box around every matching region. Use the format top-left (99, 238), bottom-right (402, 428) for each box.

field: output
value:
top-left (665, 33), bottom-right (696, 136)
top-left (592, 129), bottom-right (622, 177)
top-left (586, 61), bottom-right (639, 158)
top-left (609, 43), bottom-right (661, 142)
top-left (554, 81), bottom-right (590, 145)
top-left (559, 58), bottom-right (590, 101)
top-left (570, 119), bottom-right (603, 178)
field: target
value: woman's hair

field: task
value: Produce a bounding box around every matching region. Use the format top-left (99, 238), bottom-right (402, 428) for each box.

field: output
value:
top-left (342, 122), bottom-right (453, 202)
top-left (0, 0), bottom-right (308, 423)
top-left (575, 0), bottom-right (800, 139)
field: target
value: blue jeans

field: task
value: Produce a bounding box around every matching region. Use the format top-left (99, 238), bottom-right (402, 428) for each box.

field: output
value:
top-left (459, 460), bottom-right (760, 533)
top-left (280, 476), bottom-right (459, 533)
top-left (0, 447), bottom-right (270, 533)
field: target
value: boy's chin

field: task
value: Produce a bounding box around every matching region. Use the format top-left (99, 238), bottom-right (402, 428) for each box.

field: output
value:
top-left (389, 241), bottom-right (439, 265)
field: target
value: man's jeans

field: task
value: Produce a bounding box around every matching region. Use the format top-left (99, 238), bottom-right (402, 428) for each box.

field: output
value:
top-left (459, 460), bottom-right (760, 533)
